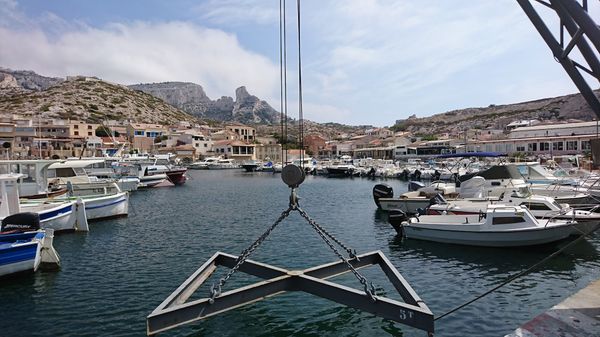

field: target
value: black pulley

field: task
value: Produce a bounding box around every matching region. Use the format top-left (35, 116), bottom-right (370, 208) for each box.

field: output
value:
top-left (282, 164), bottom-right (305, 188)
top-left (372, 184), bottom-right (393, 208)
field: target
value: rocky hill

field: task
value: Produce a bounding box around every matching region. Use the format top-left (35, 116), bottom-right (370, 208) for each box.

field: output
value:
top-left (0, 70), bottom-right (197, 124)
top-left (393, 90), bottom-right (600, 135)
top-left (129, 82), bottom-right (280, 125)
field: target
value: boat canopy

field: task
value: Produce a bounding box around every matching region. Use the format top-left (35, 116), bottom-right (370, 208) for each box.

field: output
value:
top-left (459, 164), bottom-right (522, 182)
top-left (48, 159), bottom-right (105, 169)
top-left (437, 152), bottom-right (507, 158)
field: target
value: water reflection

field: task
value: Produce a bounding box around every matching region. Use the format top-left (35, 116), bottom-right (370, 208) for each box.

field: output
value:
top-left (388, 235), bottom-right (598, 276)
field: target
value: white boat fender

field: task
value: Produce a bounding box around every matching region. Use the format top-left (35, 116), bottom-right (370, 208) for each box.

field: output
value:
top-left (373, 184), bottom-right (393, 208)
top-left (40, 228), bottom-right (61, 270)
top-left (75, 198), bottom-right (89, 232)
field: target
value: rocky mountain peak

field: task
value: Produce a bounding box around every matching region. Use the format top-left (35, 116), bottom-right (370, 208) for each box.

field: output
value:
top-left (130, 82), bottom-right (279, 125)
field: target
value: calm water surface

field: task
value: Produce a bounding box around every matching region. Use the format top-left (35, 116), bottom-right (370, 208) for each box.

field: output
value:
top-left (2, 170), bottom-right (599, 337)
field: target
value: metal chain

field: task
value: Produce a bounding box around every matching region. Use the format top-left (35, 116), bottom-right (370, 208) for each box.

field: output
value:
top-left (296, 206), bottom-right (357, 259)
top-left (209, 188), bottom-right (376, 304)
top-left (296, 206), bottom-right (377, 302)
top-left (209, 206), bottom-right (293, 303)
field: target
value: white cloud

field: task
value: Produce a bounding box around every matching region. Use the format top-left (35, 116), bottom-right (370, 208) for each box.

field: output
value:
top-left (194, 0), bottom-right (278, 26)
top-left (0, 4), bottom-right (280, 101)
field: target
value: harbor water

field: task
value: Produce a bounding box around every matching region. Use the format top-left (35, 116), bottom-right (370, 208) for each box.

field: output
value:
top-left (2, 170), bottom-right (600, 337)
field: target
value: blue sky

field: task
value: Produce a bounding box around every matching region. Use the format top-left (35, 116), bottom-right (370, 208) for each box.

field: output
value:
top-left (1, 0), bottom-right (599, 126)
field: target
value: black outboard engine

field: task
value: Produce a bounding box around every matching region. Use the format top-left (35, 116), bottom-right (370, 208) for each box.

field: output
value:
top-left (1, 212), bottom-right (41, 232)
top-left (429, 193), bottom-right (447, 206)
top-left (387, 209), bottom-right (408, 235)
top-left (410, 169), bottom-right (422, 181)
top-left (373, 184), bottom-right (393, 208)
top-left (433, 170), bottom-right (441, 181)
top-left (399, 169), bottom-right (410, 181)
top-left (408, 181), bottom-right (425, 192)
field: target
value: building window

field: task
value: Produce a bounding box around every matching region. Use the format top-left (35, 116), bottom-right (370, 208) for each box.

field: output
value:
top-left (552, 142), bottom-right (563, 151)
top-left (134, 130), bottom-right (144, 136)
top-left (528, 143), bottom-right (537, 152)
top-left (74, 131), bottom-right (79, 136)
top-left (204, 143), bottom-right (207, 147)
top-left (539, 142), bottom-right (549, 151)
top-left (506, 144), bottom-right (513, 152)
top-left (74, 125), bottom-right (79, 129)
top-left (88, 125), bottom-right (92, 129)
top-left (516, 146), bottom-right (525, 152)
top-left (582, 141), bottom-right (591, 150)
top-left (566, 141), bottom-right (578, 150)
top-left (88, 132), bottom-right (92, 136)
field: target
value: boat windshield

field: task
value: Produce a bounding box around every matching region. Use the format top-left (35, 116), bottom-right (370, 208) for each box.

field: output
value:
top-left (552, 200), bottom-right (563, 210)
top-left (511, 186), bottom-right (532, 198)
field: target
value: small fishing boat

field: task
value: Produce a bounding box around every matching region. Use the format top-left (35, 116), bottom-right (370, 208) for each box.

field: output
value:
top-left (0, 213), bottom-right (61, 277)
top-left (207, 158), bottom-right (239, 169)
top-left (389, 205), bottom-right (575, 247)
top-left (0, 174), bottom-right (88, 232)
top-left (241, 161), bottom-right (261, 172)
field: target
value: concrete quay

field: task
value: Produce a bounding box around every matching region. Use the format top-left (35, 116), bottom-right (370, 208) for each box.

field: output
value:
top-left (505, 278), bottom-right (600, 337)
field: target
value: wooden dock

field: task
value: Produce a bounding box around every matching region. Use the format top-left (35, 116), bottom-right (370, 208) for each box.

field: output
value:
top-left (505, 279), bottom-right (600, 337)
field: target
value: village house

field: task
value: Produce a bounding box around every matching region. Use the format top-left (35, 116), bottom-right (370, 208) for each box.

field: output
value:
top-left (126, 123), bottom-right (167, 152)
top-left (212, 140), bottom-right (255, 161)
top-left (226, 123), bottom-right (256, 142)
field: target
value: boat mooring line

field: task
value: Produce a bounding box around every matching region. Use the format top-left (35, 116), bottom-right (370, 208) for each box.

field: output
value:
top-left (434, 223), bottom-right (600, 322)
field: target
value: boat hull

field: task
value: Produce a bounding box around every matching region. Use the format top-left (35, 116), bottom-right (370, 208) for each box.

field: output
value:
top-left (0, 232), bottom-right (42, 277)
top-left (20, 202), bottom-right (79, 232)
top-left (402, 224), bottom-right (573, 247)
top-left (81, 193), bottom-right (129, 220)
top-left (166, 169), bottom-right (187, 185)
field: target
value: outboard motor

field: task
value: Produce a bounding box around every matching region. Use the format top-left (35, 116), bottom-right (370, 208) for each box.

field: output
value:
top-left (433, 170), bottom-right (441, 181)
top-left (408, 181), bottom-right (425, 192)
top-left (373, 184), bottom-right (393, 208)
top-left (410, 169), bottom-right (422, 181)
top-left (399, 169), bottom-right (410, 181)
top-left (429, 193), bottom-right (447, 206)
top-left (1, 212), bottom-right (41, 232)
top-left (387, 209), bottom-right (409, 235)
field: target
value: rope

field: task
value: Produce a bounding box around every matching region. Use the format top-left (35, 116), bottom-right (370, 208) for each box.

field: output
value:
top-left (283, 0), bottom-right (288, 164)
top-left (279, 0), bottom-right (284, 165)
top-left (296, 0), bottom-right (305, 168)
top-left (435, 223), bottom-right (600, 321)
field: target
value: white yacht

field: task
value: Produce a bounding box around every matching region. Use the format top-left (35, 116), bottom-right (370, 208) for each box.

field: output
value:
top-left (207, 158), bottom-right (239, 170)
top-left (188, 157), bottom-right (221, 170)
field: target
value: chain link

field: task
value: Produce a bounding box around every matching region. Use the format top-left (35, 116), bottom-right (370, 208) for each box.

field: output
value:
top-left (296, 206), bottom-right (358, 259)
top-left (296, 206), bottom-right (377, 302)
top-left (209, 188), bottom-right (376, 304)
top-left (209, 206), bottom-right (293, 303)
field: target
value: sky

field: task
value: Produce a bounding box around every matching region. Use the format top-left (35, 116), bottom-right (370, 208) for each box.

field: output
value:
top-left (1, 0), bottom-right (599, 126)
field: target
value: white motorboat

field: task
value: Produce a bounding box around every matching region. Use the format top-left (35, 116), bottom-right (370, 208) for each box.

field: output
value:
top-left (188, 156), bottom-right (221, 170)
top-left (373, 182), bottom-right (458, 213)
top-left (47, 160), bottom-right (123, 196)
top-left (427, 192), bottom-right (600, 236)
top-left (0, 174), bottom-right (88, 232)
top-left (390, 205), bottom-right (575, 247)
top-left (459, 164), bottom-right (592, 206)
top-left (207, 158), bottom-right (239, 169)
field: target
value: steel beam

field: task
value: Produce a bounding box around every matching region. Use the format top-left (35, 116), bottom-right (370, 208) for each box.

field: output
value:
top-left (147, 250), bottom-right (434, 335)
top-left (517, 0), bottom-right (600, 118)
